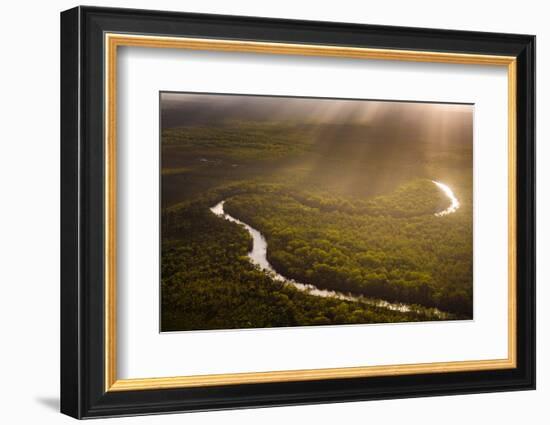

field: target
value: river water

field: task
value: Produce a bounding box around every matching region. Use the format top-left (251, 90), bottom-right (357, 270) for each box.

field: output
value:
top-left (210, 181), bottom-right (458, 318)
top-left (432, 181), bottom-right (460, 216)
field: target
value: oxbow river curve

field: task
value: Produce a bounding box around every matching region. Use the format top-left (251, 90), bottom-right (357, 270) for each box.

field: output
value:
top-left (210, 181), bottom-right (458, 318)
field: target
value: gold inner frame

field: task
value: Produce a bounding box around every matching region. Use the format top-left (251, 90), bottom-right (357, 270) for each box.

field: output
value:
top-left (104, 33), bottom-right (517, 392)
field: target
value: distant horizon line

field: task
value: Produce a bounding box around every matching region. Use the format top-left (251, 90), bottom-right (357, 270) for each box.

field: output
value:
top-left (159, 90), bottom-right (475, 107)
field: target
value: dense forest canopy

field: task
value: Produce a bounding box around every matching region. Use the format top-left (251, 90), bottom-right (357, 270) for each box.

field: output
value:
top-left (160, 93), bottom-right (473, 331)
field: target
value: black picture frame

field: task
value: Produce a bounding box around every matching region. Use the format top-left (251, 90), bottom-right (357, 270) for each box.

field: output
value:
top-left (61, 5), bottom-right (535, 419)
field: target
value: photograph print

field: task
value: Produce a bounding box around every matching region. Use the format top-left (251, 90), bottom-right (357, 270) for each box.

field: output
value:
top-left (160, 92), bottom-right (473, 332)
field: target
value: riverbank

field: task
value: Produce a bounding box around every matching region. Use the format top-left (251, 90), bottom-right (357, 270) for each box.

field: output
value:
top-left (211, 199), bottom-right (449, 319)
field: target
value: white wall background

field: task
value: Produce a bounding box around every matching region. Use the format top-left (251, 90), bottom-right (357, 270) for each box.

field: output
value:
top-left (0, 0), bottom-right (545, 423)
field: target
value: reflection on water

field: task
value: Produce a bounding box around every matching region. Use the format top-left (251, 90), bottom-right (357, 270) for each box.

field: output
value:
top-left (210, 200), bottom-right (448, 318)
top-left (432, 181), bottom-right (460, 216)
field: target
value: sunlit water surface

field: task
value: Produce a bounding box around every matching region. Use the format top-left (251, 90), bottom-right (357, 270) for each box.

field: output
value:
top-left (210, 197), bottom-right (452, 319)
top-left (432, 181), bottom-right (460, 216)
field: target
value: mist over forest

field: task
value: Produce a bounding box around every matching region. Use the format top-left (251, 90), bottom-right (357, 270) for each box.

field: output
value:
top-left (160, 92), bottom-right (474, 332)
top-left (161, 92), bottom-right (472, 145)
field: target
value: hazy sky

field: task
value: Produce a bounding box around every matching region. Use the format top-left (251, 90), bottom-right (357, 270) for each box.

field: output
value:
top-left (161, 92), bottom-right (473, 145)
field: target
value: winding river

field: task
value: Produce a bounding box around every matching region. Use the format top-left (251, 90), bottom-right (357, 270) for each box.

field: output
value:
top-left (432, 181), bottom-right (460, 216)
top-left (210, 181), bottom-right (458, 318)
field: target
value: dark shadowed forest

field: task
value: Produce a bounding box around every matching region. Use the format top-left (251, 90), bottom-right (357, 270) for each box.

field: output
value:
top-left (160, 93), bottom-right (473, 332)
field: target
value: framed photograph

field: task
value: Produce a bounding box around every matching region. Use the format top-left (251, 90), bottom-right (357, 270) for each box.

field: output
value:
top-left (60, 6), bottom-right (535, 419)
